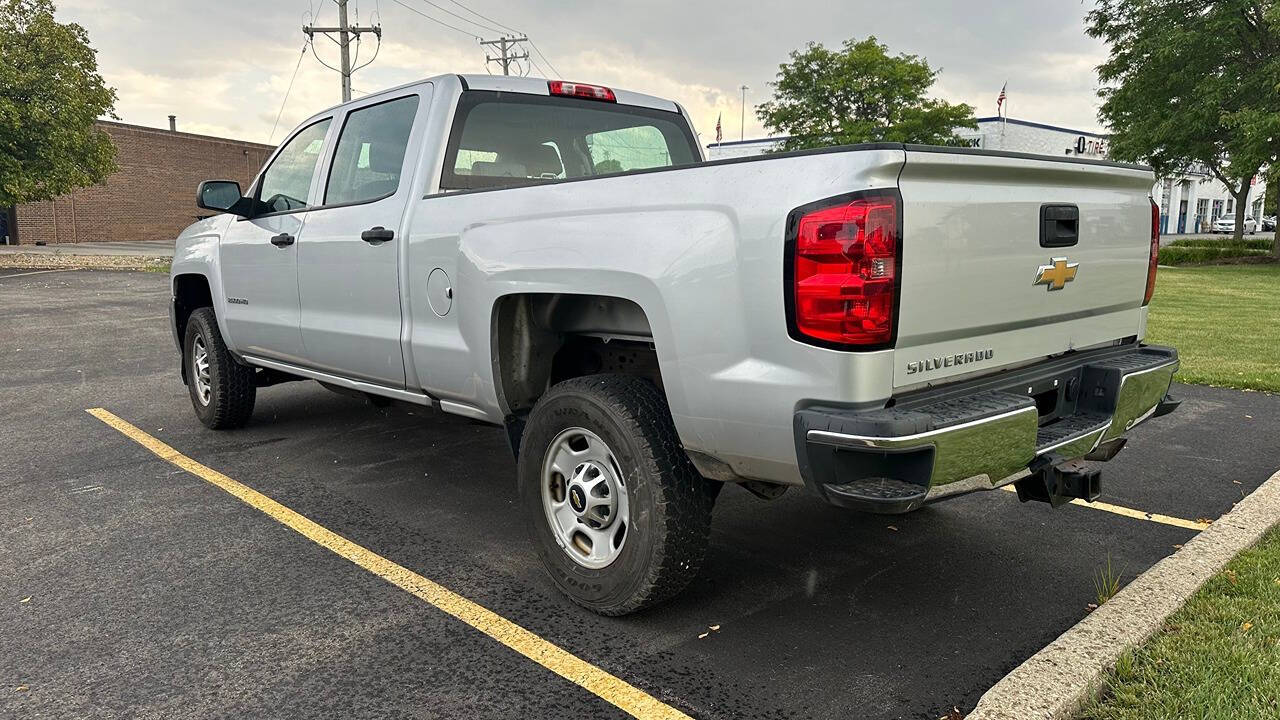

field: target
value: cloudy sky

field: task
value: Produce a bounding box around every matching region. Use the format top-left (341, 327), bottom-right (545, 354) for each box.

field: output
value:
top-left (54, 0), bottom-right (1110, 146)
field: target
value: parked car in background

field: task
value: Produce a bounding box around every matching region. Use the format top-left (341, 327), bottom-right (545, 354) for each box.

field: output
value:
top-left (1262, 215), bottom-right (1276, 232)
top-left (1212, 214), bottom-right (1258, 234)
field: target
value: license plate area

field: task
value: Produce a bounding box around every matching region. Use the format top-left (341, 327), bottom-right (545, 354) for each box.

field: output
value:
top-left (1009, 369), bottom-right (1083, 426)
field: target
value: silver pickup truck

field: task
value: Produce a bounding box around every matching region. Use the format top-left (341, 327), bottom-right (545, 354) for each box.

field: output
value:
top-left (171, 74), bottom-right (1179, 615)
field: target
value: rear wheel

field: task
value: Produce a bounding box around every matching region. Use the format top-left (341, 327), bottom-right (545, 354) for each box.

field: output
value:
top-left (183, 307), bottom-right (256, 429)
top-left (518, 374), bottom-right (717, 616)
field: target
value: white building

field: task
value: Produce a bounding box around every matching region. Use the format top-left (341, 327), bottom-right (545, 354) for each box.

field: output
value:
top-left (703, 137), bottom-right (781, 160)
top-left (706, 117), bottom-right (1266, 235)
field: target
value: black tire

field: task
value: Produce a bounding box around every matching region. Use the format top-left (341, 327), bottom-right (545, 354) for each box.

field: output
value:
top-left (183, 307), bottom-right (256, 429)
top-left (518, 374), bottom-right (717, 616)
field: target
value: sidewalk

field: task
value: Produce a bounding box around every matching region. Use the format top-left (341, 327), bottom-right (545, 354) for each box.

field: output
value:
top-left (0, 240), bottom-right (174, 257)
top-left (1162, 231), bottom-right (1275, 246)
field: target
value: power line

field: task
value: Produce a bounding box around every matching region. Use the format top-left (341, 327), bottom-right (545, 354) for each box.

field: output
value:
top-left (526, 40), bottom-right (561, 78)
top-left (309, 38), bottom-right (342, 74)
top-left (270, 45), bottom-right (308, 143)
top-left (527, 55), bottom-right (549, 78)
top-left (446, 0), bottom-right (522, 35)
top-left (430, 0), bottom-right (562, 78)
top-left (392, 0), bottom-right (562, 78)
top-left (350, 26), bottom-right (382, 72)
top-left (387, 0), bottom-right (480, 39)
top-left (410, 0), bottom-right (503, 34)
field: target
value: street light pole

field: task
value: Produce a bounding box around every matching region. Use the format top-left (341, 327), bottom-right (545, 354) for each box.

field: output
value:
top-left (739, 84), bottom-right (749, 142)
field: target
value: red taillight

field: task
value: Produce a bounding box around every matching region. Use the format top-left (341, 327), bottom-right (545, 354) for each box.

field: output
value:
top-left (547, 81), bottom-right (616, 102)
top-left (791, 194), bottom-right (899, 347)
top-left (1145, 198), bottom-right (1159, 306)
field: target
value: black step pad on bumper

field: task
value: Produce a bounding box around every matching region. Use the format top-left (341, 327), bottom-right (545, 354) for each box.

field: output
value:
top-left (800, 390), bottom-right (1034, 440)
top-left (1036, 412), bottom-right (1111, 453)
top-left (823, 477), bottom-right (930, 511)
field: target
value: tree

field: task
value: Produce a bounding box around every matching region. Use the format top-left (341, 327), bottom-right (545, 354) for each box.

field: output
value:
top-left (0, 0), bottom-right (116, 207)
top-left (1088, 0), bottom-right (1280, 253)
top-left (593, 159), bottom-right (623, 174)
top-left (756, 37), bottom-right (976, 153)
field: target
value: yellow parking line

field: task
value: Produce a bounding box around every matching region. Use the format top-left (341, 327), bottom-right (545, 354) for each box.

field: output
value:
top-left (0, 268), bottom-right (75, 279)
top-left (998, 485), bottom-right (1210, 531)
top-left (86, 408), bottom-right (691, 720)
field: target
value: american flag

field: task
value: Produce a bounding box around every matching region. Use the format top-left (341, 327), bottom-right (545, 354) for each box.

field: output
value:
top-left (997, 82), bottom-right (1007, 115)
top-left (715, 113), bottom-right (723, 143)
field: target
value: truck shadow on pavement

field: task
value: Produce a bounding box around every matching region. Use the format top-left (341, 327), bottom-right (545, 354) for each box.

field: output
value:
top-left (167, 380), bottom-right (1256, 719)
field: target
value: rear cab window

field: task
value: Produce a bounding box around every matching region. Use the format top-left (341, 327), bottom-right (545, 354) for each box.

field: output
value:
top-left (441, 91), bottom-right (699, 191)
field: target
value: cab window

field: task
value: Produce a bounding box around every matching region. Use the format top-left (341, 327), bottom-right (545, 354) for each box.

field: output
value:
top-left (441, 91), bottom-right (699, 190)
top-left (324, 95), bottom-right (419, 205)
top-left (586, 126), bottom-right (672, 173)
top-left (257, 118), bottom-right (332, 213)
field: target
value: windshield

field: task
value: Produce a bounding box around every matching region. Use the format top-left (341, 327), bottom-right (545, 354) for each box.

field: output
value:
top-left (441, 91), bottom-right (699, 191)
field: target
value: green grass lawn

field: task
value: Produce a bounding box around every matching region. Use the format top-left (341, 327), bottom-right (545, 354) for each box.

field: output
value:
top-left (1144, 264), bottom-right (1280, 392)
top-left (1081, 264), bottom-right (1280, 718)
top-left (1081, 528), bottom-right (1280, 720)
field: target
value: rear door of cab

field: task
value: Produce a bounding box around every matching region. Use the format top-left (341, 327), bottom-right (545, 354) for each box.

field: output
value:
top-left (296, 86), bottom-right (433, 387)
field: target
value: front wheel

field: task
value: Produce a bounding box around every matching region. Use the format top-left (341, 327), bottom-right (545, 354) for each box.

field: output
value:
top-left (183, 307), bottom-right (256, 429)
top-left (518, 375), bottom-right (717, 616)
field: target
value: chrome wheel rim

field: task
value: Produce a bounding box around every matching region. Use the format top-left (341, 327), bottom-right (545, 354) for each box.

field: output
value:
top-left (541, 427), bottom-right (629, 569)
top-left (192, 334), bottom-right (212, 406)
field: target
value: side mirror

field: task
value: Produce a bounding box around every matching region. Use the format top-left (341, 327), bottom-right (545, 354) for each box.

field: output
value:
top-left (196, 180), bottom-right (250, 216)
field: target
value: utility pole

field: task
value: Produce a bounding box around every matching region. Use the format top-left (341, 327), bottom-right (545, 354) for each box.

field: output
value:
top-left (739, 85), bottom-right (749, 142)
top-left (304, 0), bottom-right (381, 102)
top-left (481, 35), bottom-right (529, 76)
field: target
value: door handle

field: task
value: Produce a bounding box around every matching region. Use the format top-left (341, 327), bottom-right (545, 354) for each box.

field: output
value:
top-left (361, 226), bottom-right (395, 243)
top-left (270, 233), bottom-right (295, 247)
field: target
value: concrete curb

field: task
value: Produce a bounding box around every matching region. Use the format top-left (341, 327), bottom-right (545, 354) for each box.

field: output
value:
top-left (967, 468), bottom-right (1280, 720)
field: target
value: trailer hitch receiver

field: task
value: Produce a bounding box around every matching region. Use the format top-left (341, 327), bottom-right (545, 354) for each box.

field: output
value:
top-left (1014, 456), bottom-right (1102, 508)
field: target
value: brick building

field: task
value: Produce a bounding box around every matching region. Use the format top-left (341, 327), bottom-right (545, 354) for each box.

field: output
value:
top-left (6, 120), bottom-right (274, 245)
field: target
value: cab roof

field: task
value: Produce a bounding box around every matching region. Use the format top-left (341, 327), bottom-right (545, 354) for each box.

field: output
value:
top-left (457, 74), bottom-right (680, 113)
top-left (293, 73), bottom-right (684, 135)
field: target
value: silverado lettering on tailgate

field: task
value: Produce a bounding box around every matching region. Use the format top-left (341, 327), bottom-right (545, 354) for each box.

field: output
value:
top-left (905, 348), bottom-right (995, 375)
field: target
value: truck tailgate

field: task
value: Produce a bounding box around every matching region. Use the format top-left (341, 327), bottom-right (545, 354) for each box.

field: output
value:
top-left (893, 148), bottom-right (1155, 389)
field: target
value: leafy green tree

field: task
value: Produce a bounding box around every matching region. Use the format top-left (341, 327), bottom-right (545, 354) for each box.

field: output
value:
top-left (0, 0), bottom-right (116, 207)
top-left (593, 159), bottom-right (623, 174)
top-left (756, 37), bottom-right (976, 152)
top-left (1088, 0), bottom-right (1280, 252)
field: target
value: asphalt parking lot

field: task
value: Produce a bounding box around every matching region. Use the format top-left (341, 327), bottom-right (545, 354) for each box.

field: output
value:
top-left (4, 268), bottom-right (1278, 719)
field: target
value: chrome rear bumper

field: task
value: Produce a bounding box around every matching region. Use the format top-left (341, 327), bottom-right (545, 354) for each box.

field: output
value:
top-left (794, 344), bottom-right (1179, 512)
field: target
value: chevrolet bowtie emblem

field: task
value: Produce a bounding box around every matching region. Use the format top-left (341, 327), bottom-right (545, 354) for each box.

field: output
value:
top-left (1034, 257), bottom-right (1079, 291)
